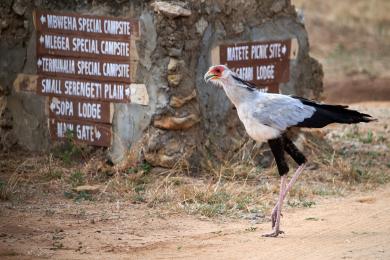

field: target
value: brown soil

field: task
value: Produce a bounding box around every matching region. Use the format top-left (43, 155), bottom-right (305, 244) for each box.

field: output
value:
top-left (324, 77), bottom-right (390, 104)
top-left (0, 101), bottom-right (389, 259)
top-left (0, 184), bottom-right (389, 259)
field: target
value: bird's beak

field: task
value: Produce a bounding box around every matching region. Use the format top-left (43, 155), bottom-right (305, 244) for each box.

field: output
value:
top-left (204, 71), bottom-right (217, 83)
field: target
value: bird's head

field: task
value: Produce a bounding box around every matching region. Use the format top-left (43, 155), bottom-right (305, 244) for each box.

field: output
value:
top-left (204, 65), bottom-right (231, 87)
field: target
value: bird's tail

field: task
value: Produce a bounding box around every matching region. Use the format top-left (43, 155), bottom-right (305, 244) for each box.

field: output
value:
top-left (294, 97), bottom-right (376, 128)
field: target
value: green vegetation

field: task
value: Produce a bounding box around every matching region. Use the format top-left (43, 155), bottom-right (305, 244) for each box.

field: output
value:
top-left (51, 129), bottom-right (85, 165)
top-left (245, 227), bottom-right (257, 232)
top-left (287, 199), bottom-right (316, 208)
top-left (68, 171), bottom-right (85, 188)
top-left (305, 217), bottom-right (320, 221)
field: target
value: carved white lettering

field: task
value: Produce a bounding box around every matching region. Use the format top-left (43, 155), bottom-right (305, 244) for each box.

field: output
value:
top-left (269, 43), bottom-right (282, 59)
top-left (256, 65), bottom-right (275, 80)
top-left (101, 41), bottom-right (129, 57)
top-left (76, 125), bottom-right (95, 141)
top-left (227, 46), bottom-right (249, 61)
top-left (103, 20), bottom-right (130, 35)
top-left (72, 37), bottom-right (99, 54)
top-left (102, 63), bottom-right (129, 78)
top-left (42, 78), bottom-right (62, 94)
top-left (41, 58), bottom-right (75, 74)
top-left (77, 61), bottom-right (101, 76)
top-left (44, 35), bottom-right (70, 50)
top-left (234, 67), bottom-right (253, 81)
top-left (78, 17), bottom-right (102, 33)
top-left (64, 80), bottom-right (102, 99)
top-left (55, 100), bottom-right (73, 117)
top-left (77, 102), bottom-right (101, 120)
top-left (47, 15), bottom-right (77, 30)
top-left (251, 44), bottom-right (268, 59)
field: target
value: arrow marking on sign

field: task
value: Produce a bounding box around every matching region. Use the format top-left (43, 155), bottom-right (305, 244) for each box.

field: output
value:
top-left (37, 59), bottom-right (42, 67)
top-left (50, 102), bottom-right (56, 112)
top-left (50, 97), bottom-right (59, 112)
top-left (281, 45), bottom-right (287, 55)
top-left (125, 87), bottom-right (130, 97)
top-left (95, 129), bottom-right (101, 140)
top-left (40, 15), bottom-right (46, 24)
top-left (39, 35), bottom-right (44, 44)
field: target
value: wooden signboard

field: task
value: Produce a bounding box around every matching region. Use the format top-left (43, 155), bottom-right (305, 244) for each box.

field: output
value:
top-left (49, 118), bottom-right (112, 147)
top-left (36, 32), bottom-right (132, 61)
top-left (216, 39), bottom-right (298, 93)
top-left (37, 76), bottom-right (131, 103)
top-left (34, 10), bottom-right (140, 147)
top-left (34, 10), bottom-right (139, 39)
top-left (48, 97), bottom-right (113, 124)
top-left (36, 56), bottom-right (131, 82)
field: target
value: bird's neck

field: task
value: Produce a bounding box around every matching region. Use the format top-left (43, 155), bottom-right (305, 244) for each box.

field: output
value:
top-left (221, 78), bottom-right (257, 107)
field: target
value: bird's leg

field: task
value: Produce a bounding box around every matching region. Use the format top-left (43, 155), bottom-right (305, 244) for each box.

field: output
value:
top-left (264, 137), bottom-right (289, 237)
top-left (262, 175), bottom-right (287, 237)
top-left (270, 163), bottom-right (306, 227)
top-left (284, 163), bottom-right (306, 198)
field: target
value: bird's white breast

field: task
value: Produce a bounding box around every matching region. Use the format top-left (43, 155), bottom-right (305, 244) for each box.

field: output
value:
top-left (237, 105), bottom-right (281, 143)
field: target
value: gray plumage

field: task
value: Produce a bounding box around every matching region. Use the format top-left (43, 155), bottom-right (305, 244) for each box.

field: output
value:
top-left (204, 67), bottom-right (315, 142)
top-left (252, 94), bottom-right (315, 131)
top-left (204, 65), bottom-right (373, 143)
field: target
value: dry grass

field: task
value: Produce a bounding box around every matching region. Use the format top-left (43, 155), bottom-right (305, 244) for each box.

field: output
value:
top-left (0, 172), bottom-right (20, 200)
top-left (0, 124), bottom-right (388, 219)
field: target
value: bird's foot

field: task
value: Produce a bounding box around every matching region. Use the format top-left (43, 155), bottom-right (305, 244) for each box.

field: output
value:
top-left (262, 230), bottom-right (284, 238)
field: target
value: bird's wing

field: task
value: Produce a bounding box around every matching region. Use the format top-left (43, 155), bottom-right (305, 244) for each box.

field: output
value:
top-left (252, 94), bottom-right (316, 131)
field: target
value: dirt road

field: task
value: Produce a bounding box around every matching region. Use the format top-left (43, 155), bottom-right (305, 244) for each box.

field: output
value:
top-left (134, 186), bottom-right (390, 260)
top-left (1, 101), bottom-right (389, 259)
top-left (0, 183), bottom-right (389, 259)
top-left (0, 102), bottom-right (389, 260)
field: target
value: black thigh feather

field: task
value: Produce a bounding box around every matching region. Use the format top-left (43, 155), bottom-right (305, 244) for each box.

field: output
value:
top-left (268, 137), bottom-right (289, 176)
top-left (282, 135), bottom-right (307, 166)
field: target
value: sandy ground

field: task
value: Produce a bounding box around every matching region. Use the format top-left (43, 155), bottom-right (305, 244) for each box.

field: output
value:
top-left (0, 100), bottom-right (389, 259)
top-left (0, 101), bottom-right (389, 259)
top-left (0, 183), bottom-right (389, 259)
top-left (1, 101), bottom-right (389, 260)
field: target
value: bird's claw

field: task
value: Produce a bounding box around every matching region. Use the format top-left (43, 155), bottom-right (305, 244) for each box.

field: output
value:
top-left (266, 206), bottom-right (284, 237)
top-left (262, 230), bottom-right (284, 238)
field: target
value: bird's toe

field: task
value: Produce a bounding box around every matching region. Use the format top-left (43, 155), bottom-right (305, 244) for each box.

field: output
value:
top-left (261, 230), bottom-right (284, 238)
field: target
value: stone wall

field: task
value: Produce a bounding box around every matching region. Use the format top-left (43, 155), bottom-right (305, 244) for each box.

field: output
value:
top-left (0, 0), bottom-right (323, 168)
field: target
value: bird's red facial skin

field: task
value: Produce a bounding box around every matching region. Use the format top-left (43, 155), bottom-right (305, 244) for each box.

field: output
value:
top-left (210, 66), bottom-right (224, 79)
top-left (204, 65), bottom-right (226, 84)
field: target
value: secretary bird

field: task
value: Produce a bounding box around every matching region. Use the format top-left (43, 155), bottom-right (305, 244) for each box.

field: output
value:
top-left (204, 65), bottom-right (374, 237)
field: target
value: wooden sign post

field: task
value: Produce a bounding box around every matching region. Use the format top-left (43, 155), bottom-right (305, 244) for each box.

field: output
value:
top-left (34, 10), bottom-right (141, 147)
top-left (214, 39), bottom-right (298, 93)
top-left (37, 77), bottom-right (131, 103)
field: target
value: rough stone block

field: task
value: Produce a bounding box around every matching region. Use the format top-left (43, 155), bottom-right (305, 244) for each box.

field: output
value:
top-left (153, 114), bottom-right (200, 130)
top-left (169, 90), bottom-right (197, 108)
top-left (151, 1), bottom-right (191, 18)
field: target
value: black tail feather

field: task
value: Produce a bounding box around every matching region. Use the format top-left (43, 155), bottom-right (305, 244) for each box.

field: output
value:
top-left (292, 96), bottom-right (376, 128)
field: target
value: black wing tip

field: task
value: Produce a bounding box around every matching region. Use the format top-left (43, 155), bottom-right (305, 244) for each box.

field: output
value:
top-left (363, 116), bottom-right (378, 122)
top-left (356, 112), bottom-right (377, 123)
top-left (292, 95), bottom-right (377, 122)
